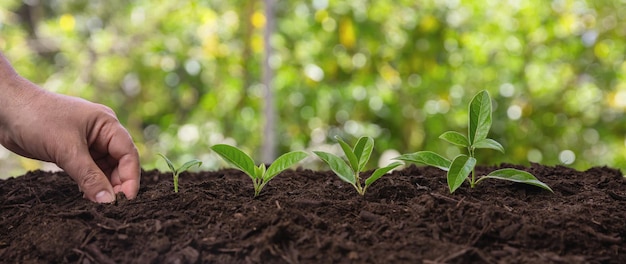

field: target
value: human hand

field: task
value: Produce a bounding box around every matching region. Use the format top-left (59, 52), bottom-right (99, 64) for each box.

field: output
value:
top-left (0, 76), bottom-right (140, 203)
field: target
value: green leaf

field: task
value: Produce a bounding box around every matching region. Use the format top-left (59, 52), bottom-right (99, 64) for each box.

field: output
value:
top-left (314, 151), bottom-right (355, 184)
top-left (264, 151), bottom-right (308, 181)
top-left (365, 162), bottom-right (402, 186)
top-left (255, 164), bottom-right (266, 180)
top-left (335, 136), bottom-right (359, 172)
top-left (353, 136), bottom-right (374, 172)
top-left (157, 153), bottom-right (176, 173)
top-left (468, 90), bottom-right (492, 145)
top-left (179, 159), bottom-right (203, 173)
top-left (211, 144), bottom-right (257, 179)
top-left (479, 168), bottom-right (554, 192)
top-left (394, 151), bottom-right (452, 171)
top-left (447, 155), bottom-right (476, 193)
top-left (439, 131), bottom-right (469, 147)
top-left (473, 138), bottom-right (504, 153)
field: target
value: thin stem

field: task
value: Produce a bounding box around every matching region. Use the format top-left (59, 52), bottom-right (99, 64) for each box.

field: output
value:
top-left (173, 173), bottom-right (179, 193)
top-left (355, 171), bottom-right (365, 195)
top-left (253, 178), bottom-right (261, 197)
top-left (468, 146), bottom-right (476, 187)
top-left (258, 179), bottom-right (269, 197)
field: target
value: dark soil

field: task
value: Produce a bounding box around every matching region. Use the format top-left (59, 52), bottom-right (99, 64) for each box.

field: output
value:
top-left (1, 164), bottom-right (625, 263)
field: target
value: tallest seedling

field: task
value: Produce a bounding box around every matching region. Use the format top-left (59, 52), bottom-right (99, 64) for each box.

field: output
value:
top-left (396, 90), bottom-right (553, 193)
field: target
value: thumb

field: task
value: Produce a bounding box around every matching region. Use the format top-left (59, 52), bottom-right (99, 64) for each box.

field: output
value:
top-left (60, 150), bottom-right (116, 203)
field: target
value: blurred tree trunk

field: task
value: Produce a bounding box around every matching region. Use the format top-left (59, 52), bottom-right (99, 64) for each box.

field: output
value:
top-left (261, 0), bottom-right (276, 164)
top-left (226, 0), bottom-right (256, 137)
top-left (16, 2), bottom-right (57, 59)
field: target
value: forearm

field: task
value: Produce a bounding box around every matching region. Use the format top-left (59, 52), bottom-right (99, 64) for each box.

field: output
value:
top-left (0, 53), bottom-right (43, 126)
top-left (0, 52), bottom-right (19, 80)
top-left (0, 53), bottom-right (16, 100)
top-left (0, 53), bottom-right (17, 128)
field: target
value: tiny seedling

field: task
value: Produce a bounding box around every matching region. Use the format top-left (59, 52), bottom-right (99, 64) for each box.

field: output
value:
top-left (211, 144), bottom-right (308, 197)
top-left (314, 136), bottom-right (402, 196)
top-left (395, 90), bottom-right (553, 194)
top-left (157, 154), bottom-right (203, 193)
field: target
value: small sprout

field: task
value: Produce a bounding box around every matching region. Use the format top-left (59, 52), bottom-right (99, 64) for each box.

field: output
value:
top-left (396, 90), bottom-right (553, 194)
top-left (211, 144), bottom-right (308, 197)
top-left (157, 154), bottom-right (203, 193)
top-left (314, 136), bottom-right (402, 196)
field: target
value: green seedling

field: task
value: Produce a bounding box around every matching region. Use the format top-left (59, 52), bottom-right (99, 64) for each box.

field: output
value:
top-left (396, 90), bottom-right (553, 194)
top-left (314, 136), bottom-right (402, 196)
top-left (157, 154), bottom-right (203, 193)
top-left (211, 144), bottom-right (308, 197)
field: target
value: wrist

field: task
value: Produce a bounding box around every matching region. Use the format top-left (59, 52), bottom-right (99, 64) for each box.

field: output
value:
top-left (0, 54), bottom-right (19, 124)
top-left (0, 53), bottom-right (47, 137)
top-left (0, 75), bottom-right (16, 125)
top-left (0, 72), bottom-right (43, 126)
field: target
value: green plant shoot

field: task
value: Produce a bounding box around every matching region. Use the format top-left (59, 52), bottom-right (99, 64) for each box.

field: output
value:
top-left (395, 90), bottom-right (553, 194)
top-left (211, 144), bottom-right (308, 197)
top-left (314, 136), bottom-right (402, 196)
top-left (157, 154), bottom-right (203, 193)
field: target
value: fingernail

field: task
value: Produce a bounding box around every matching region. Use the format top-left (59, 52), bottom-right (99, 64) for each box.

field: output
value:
top-left (95, 191), bottom-right (115, 203)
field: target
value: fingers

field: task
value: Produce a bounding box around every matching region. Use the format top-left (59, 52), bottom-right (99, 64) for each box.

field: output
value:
top-left (95, 120), bottom-right (141, 200)
top-left (108, 129), bottom-right (140, 199)
top-left (60, 147), bottom-right (116, 203)
top-left (112, 152), bottom-right (141, 199)
top-left (58, 110), bottom-right (140, 203)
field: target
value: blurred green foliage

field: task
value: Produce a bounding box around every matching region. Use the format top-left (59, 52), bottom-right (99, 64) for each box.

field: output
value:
top-left (0, 0), bottom-right (625, 176)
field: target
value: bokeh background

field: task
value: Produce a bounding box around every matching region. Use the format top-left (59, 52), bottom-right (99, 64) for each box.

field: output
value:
top-left (1, 0), bottom-right (625, 178)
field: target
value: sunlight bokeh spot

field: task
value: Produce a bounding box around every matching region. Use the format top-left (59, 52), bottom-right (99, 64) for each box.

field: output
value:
top-left (59, 14), bottom-right (75, 32)
top-left (122, 73), bottom-right (141, 97)
top-left (352, 86), bottom-right (367, 101)
top-left (446, 146), bottom-right (461, 159)
top-left (378, 149), bottom-right (401, 168)
top-left (408, 74), bottom-right (422, 87)
top-left (499, 83), bottom-right (515, 97)
top-left (559, 150), bottom-right (576, 165)
top-left (424, 99), bottom-right (450, 115)
top-left (527, 149), bottom-right (543, 163)
top-left (583, 129), bottom-right (599, 144)
top-left (160, 56), bottom-right (177, 72)
top-left (251, 11), bottom-right (266, 28)
top-left (368, 96), bottom-right (383, 112)
top-left (289, 92), bottom-right (304, 107)
top-left (339, 18), bottom-right (356, 49)
top-left (304, 64), bottom-right (324, 82)
top-left (177, 124), bottom-right (199, 144)
top-left (184, 60), bottom-right (201, 76)
top-left (352, 53), bottom-right (367, 68)
top-left (310, 127), bottom-right (326, 144)
top-left (507, 105), bottom-right (522, 120)
top-left (613, 90), bottom-right (626, 108)
top-left (335, 110), bottom-right (349, 123)
top-left (131, 7), bottom-right (145, 25)
top-left (322, 17), bottom-right (336, 32)
top-left (312, 0), bottom-right (329, 10)
top-left (165, 73), bottom-right (180, 87)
